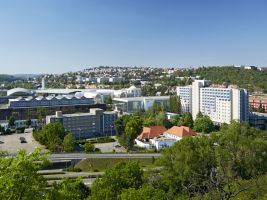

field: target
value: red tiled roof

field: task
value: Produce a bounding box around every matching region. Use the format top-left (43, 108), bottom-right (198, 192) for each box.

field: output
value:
top-left (137, 126), bottom-right (167, 140)
top-left (165, 126), bottom-right (196, 137)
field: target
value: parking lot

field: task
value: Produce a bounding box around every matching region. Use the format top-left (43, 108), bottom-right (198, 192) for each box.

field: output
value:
top-left (0, 131), bottom-right (44, 154)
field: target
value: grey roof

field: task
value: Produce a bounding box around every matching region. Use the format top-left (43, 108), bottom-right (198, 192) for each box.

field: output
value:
top-left (113, 96), bottom-right (170, 102)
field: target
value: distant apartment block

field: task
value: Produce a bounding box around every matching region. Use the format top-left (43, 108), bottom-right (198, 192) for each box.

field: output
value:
top-left (177, 80), bottom-right (249, 124)
top-left (249, 96), bottom-right (267, 113)
top-left (176, 86), bottom-right (192, 113)
top-left (46, 108), bottom-right (117, 139)
top-left (249, 112), bottom-right (267, 130)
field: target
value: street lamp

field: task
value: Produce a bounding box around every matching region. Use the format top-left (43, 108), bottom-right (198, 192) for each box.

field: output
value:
top-left (110, 125), bottom-right (113, 137)
top-left (78, 128), bottom-right (81, 140)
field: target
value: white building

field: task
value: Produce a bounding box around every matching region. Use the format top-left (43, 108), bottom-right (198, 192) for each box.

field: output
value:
top-left (178, 80), bottom-right (249, 124)
top-left (97, 77), bottom-right (110, 83)
top-left (150, 126), bottom-right (196, 150)
top-left (109, 77), bottom-right (125, 82)
top-left (176, 86), bottom-right (192, 113)
top-left (113, 86), bottom-right (142, 98)
top-left (113, 96), bottom-right (170, 114)
top-left (125, 86), bottom-right (142, 97)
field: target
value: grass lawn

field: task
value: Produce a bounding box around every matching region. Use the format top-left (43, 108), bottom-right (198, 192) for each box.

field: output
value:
top-left (75, 157), bottom-right (159, 172)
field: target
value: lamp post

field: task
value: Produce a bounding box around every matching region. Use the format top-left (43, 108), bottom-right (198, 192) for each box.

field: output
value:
top-left (110, 125), bottom-right (113, 137)
top-left (78, 128), bottom-right (81, 140)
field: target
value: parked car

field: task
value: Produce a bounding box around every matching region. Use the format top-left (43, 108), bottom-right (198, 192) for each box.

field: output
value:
top-left (19, 137), bottom-right (27, 143)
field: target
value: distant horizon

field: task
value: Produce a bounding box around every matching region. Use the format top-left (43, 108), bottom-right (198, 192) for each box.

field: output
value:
top-left (2, 64), bottom-right (265, 76)
top-left (1, 0), bottom-right (267, 74)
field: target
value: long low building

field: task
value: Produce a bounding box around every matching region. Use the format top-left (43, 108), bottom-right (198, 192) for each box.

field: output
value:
top-left (8, 95), bottom-right (94, 108)
top-left (113, 96), bottom-right (170, 113)
top-left (46, 109), bottom-right (117, 139)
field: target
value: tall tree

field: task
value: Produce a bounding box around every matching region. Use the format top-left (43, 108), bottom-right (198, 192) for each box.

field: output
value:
top-left (177, 112), bottom-right (194, 128)
top-left (123, 116), bottom-right (142, 149)
top-left (34, 122), bottom-right (67, 152)
top-left (25, 118), bottom-right (32, 127)
top-left (194, 112), bottom-right (214, 133)
top-left (63, 133), bottom-right (75, 152)
top-left (169, 95), bottom-right (181, 114)
top-left (8, 116), bottom-right (15, 127)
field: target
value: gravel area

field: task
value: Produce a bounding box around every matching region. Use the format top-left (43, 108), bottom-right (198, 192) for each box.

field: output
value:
top-left (94, 142), bottom-right (126, 153)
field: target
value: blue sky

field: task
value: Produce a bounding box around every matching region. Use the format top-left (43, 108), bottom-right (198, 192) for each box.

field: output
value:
top-left (0, 0), bottom-right (267, 74)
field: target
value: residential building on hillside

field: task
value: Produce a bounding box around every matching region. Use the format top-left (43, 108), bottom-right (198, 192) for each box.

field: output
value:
top-left (46, 108), bottom-right (117, 139)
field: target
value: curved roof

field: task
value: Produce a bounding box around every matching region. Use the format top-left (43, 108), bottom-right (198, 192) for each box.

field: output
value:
top-left (7, 88), bottom-right (32, 96)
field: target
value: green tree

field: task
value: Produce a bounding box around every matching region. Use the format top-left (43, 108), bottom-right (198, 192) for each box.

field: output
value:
top-left (194, 112), bottom-right (214, 133)
top-left (155, 111), bottom-right (166, 126)
top-left (36, 107), bottom-right (45, 124)
top-left (177, 112), bottom-right (194, 128)
top-left (84, 143), bottom-right (95, 153)
top-left (34, 122), bottom-right (67, 152)
top-left (120, 185), bottom-right (166, 200)
top-left (0, 125), bottom-right (5, 133)
top-left (49, 178), bottom-right (89, 200)
top-left (115, 115), bottom-right (131, 136)
top-left (160, 135), bottom-right (217, 198)
top-left (0, 149), bottom-right (49, 200)
top-left (88, 161), bottom-right (143, 200)
top-left (123, 116), bottom-right (142, 149)
top-left (25, 118), bottom-right (32, 127)
top-left (105, 95), bottom-right (113, 105)
top-left (142, 117), bottom-right (156, 127)
top-left (8, 116), bottom-right (15, 127)
top-left (160, 122), bottom-right (267, 199)
top-left (63, 133), bottom-right (75, 152)
top-left (169, 95), bottom-right (181, 114)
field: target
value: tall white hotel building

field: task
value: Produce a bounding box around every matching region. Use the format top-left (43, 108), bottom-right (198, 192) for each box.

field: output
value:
top-left (177, 80), bottom-right (249, 124)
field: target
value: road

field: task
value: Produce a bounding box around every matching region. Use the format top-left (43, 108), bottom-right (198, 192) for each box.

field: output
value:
top-left (50, 153), bottom-right (161, 160)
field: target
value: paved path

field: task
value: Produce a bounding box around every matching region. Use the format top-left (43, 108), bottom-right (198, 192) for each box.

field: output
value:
top-left (47, 178), bottom-right (95, 186)
top-left (50, 153), bottom-right (161, 160)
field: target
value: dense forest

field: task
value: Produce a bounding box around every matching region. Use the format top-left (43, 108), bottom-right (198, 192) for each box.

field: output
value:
top-left (175, 66), bottom-right (267, 93)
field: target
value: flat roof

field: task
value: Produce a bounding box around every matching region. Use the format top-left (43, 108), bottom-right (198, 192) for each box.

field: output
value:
top-left (48, 112), bottom-right (95, 118)
top-left (113, 96), bottom-right (170, 102)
